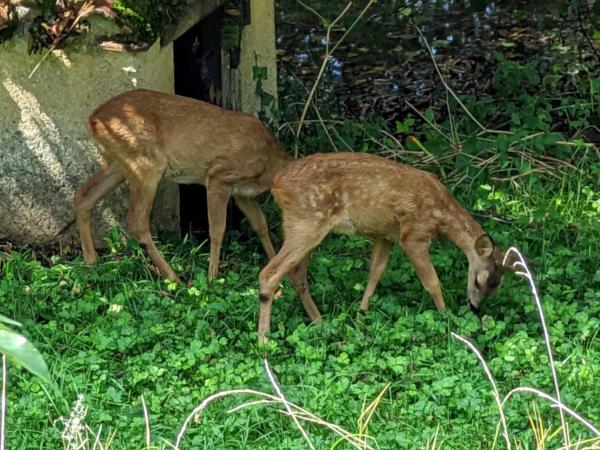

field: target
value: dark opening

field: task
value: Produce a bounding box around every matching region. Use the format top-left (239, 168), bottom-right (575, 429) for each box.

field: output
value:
top-left (173, 7), bottom-right (243, 240)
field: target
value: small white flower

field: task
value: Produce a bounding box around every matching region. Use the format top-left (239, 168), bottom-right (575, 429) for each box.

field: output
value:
top-left (57, 394), bottom-right (87, 450)
top-left (108, 304), bottom-right (123, 313)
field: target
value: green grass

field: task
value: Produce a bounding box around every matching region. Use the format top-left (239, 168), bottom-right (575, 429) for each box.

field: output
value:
top-left (0, 176), bottom-right (598, 449)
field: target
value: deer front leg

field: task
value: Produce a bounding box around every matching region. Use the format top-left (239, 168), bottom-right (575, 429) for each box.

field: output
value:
top-left (74, 164), bottom-right (124, 265)
top-left (359, 238), bottom-right (393, 311)
top-left (233, 195), bottom-right (276, 259)
top-left (399, 239), bottom-right (445, 310)
top-left (206, 180), bottom-right (232, 279)
top-left (127, 173), bottom-right (180, 282)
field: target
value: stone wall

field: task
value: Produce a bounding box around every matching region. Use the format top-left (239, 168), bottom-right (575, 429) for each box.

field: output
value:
top-left (0, 0), bottom-right (279, 247)
top-left (0, 27), bottom-right (178, 246)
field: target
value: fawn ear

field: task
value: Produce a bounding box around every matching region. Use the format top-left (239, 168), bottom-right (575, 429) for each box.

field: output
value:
top-left (474, 234), bottom-right (495, 259)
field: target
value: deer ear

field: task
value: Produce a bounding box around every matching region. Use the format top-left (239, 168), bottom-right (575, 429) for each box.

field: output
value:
top-left (474, 234), bottom-right (495, 259)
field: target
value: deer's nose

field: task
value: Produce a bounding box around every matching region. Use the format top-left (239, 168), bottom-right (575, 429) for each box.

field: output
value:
top-left (469, 302), bottom-right (481, 315)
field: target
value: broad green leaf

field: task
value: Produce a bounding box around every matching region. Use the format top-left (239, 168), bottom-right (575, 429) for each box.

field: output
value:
top-left (0, 327), bottom-right (50, 383)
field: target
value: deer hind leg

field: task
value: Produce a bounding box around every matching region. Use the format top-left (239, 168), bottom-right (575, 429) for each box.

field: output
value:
top-left (359, 238), bottom-right (393, 311)
top-left (233, 195), bottom-right (276, 259)
top-left (206, 180), bottom-right (232, 279)
top-left (287, 252), bottom-right (321, 323)
top-left (398, 238), bottom-right (445, 310)
top-left (258, 221), bottom-right (331, 343)
top-left (126, 170), bottom-right (180, 282)
top-left (74, 163), bottom-right (124, 265)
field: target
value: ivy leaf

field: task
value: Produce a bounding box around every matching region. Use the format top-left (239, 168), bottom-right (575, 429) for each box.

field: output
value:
top-left (0, 324), bottom-right (50, 384)
top-left (252, 66), bottom-right (268, 81)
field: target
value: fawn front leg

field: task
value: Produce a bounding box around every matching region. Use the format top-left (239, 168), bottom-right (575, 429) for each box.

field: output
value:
top-left (399, 238), bottom-right (445, 310)
top-left (127, 172), bottom-right (180, 282)
top-left (206, 180), bottom-right (232, 279)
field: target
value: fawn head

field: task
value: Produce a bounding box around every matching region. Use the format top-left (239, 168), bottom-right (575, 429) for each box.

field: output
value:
top-left (468, 234), bottom-right (518, 313)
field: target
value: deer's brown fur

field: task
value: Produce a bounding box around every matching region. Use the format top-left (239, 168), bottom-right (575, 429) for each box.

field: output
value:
top-left (74, 89), bottom-right (291, 281)
top-left (257, 152), bottom-right (517, 342)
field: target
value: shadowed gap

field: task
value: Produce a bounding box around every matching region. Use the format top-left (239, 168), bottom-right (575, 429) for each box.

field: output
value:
top-left (173, 7), bottom-right (244, 241)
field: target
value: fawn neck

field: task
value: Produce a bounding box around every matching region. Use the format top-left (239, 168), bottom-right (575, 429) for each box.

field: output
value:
top-left (437, 201), bottom-right (485, 264)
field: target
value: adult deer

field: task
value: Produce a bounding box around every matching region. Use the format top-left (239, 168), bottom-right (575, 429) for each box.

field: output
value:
top-left (74, 89), bottom-right (290, 282)
top-left (257, 152), bottom-right (518, 342)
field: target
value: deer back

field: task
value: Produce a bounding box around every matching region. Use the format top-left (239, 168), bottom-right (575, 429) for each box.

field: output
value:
top-left (272, 152), bottom-right (468, 241)
top-left (87, 89), bottom-right (289, 191)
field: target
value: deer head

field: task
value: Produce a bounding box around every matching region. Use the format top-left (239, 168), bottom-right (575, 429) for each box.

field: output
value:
top-left (468, 234), bottom-right (520, 313)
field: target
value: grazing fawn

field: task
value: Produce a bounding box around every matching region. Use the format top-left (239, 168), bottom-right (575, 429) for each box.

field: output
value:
top-left (74, 89), bottom-right (290, 282)
top-left (257, 152), bottom-right (518, 342)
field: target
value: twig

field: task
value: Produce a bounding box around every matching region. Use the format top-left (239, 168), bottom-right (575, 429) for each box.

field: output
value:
top-left (451, 333), bottom-right (511, 450)
top-left (295, 1), bottom-right (376, 155)
top-left (1, 355), bottom-right (5, 450)
top-left (405, 101), bottom-right (453, 144)
top-left (576, 0), bottom-right (600, 65)
top-left (141, 395), bottom-right (151, 450)
top-left (555, 435), bottom-right (600, 450)
top-left (29, 1), bottom-right (95, 78)
top-left (297, 0), bottom-right (328, 24)
top-left (503, 247), bottom-right (569, 448)
top-left (294, 2), bottom-right (352, 156)
top-left (501, 386), bottom-right (600, 437)
top-left (173, 387), bottom-right (372, 449)
top-left (87, 424), bottom-right (103, 450)
top-left (289, 71), bottom-right (339, 151)
top-left (413, 23), bottom-right (486, 132)
top-left (357, 383), bottom-right (389, 449)
top-left (264, 358), bottom-right (315, 450)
